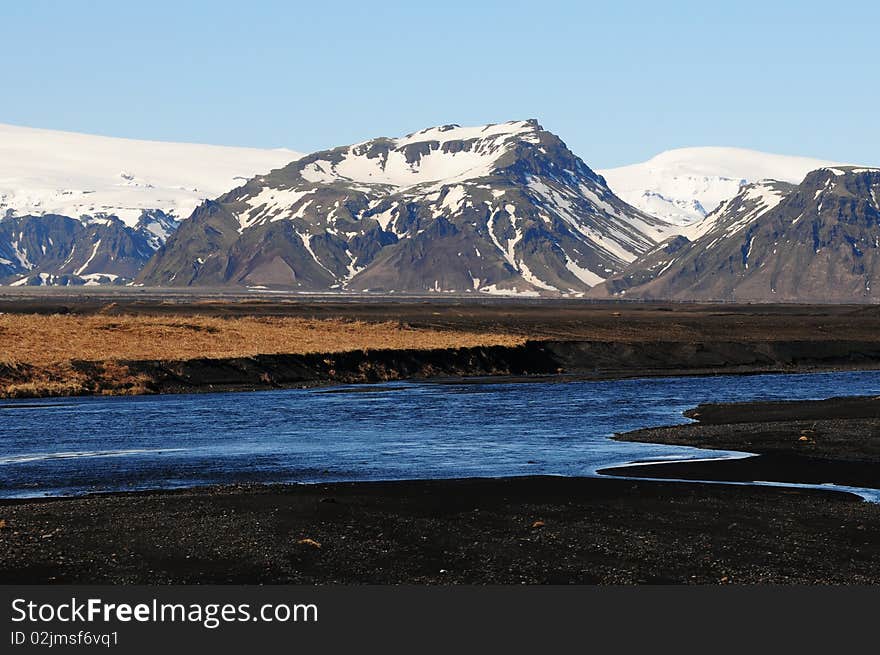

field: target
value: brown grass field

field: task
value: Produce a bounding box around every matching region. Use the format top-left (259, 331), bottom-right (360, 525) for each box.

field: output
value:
top-left (0, 314), bottom-right (524, 364)
top-left (0, 314), bottom-right (525, 397)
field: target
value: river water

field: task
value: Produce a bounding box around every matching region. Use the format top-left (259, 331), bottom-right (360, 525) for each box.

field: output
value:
top-left (2, 370), bottom-right (879, 499)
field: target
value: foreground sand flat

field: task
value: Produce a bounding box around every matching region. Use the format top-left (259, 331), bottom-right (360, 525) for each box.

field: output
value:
top-left (606, 395), bottom-right (880, 489)
top-left (1, 475), bottom-right (878, 585)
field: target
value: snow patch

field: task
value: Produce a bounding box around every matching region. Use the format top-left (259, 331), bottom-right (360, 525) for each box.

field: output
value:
top-left (75, 239), bottom-right (101, 275)
top-left (564, 255), bottom-right (603, 286)
top-left (479, 284), bottom-right (540, 297)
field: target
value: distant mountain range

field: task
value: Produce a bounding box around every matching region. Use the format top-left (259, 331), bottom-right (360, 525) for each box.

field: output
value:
top-left (3, 120), bottom-right (879, 301)
top-left (0, 123), bottom-right (299, 285)
top-left (0, 212), bottom-right (173, 286)
top-left (592, 167), bottom-right (880, 302)
top-left (598, 147), bottom-right (839, 227)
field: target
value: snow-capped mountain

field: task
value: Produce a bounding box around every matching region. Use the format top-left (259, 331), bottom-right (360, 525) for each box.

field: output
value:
top-left (0, 214), bottom-right (156, 286)
top-left (593, 167), bottom-right (880, 302)
top-left (11, 119), bottom-right (876, 298)
top-left (0, 122), bottom-right (301, 285)
top-left (599, 147), bottom-right (840, 227)
top-left (680, 178), bottom-right (795, 241)
top-left (139, 120), bottom-right (671, 294)
top-left (0, 122), bottom-right (301, 226)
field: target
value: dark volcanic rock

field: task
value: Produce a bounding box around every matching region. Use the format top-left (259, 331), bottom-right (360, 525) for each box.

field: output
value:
top-left (138, 120), bottom-right (670, 293)
top-left (594, 168), bottom-right (880, 302)
top-left (0, 211), bottom-right (176, 286)
top-left (25, 338), bottom-right (880, 399)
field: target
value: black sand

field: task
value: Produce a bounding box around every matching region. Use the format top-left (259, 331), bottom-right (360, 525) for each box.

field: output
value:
top-left (1, 476), bottom-right (879, 585)
top-left (606, 395), bottom-right (880, 489)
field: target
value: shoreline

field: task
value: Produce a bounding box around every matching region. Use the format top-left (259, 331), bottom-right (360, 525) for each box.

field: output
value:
top-left (3, 394), bottom-right (880, 584)
top-left (604, 395), bottom-right (880, 491)
top-left (6, 297), bottom-right (880, 399)
top-left (6, 340), bottom-right (880, 400)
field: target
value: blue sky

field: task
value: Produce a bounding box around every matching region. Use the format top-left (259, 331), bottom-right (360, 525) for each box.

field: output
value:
top-left (3, 1), bottom-right (877, 167)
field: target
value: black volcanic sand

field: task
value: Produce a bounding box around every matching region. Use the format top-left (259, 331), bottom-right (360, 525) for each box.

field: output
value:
top-left (1, 476), bottom-right (879, 585)
top-left (605, 396), bottom-right (880, 489)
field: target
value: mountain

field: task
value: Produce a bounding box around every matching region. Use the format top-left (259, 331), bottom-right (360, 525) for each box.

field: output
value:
top-left (599, 147), bottom-right (840, 227)
top-left (12, 120), bottom-right (874, 299)
top-left (138, 120), bottom-right (672, 294)
top-left (0, 123), bottom-right (301, 286)
top-left (0, 214), bottom-right (159, 286)
top-left (592, 167), bottom-right (880, 302)
top-left (0, 123), bottom-right (301, 226)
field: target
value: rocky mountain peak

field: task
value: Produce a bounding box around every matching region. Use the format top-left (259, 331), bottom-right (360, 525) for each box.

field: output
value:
top-left (591, 166), bottom-right (880, 302)
top-left (138, 120), bottom-right (671, 293)
top-left (285, 119), bottom-right (550, 192)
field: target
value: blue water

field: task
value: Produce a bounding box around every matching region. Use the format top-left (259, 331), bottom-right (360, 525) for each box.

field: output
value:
top-left (1, 370), bottom-right (879, 499)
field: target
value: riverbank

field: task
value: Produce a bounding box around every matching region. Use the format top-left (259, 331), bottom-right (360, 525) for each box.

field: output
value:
top-left (4, 392), bottom-right (880, 584)
top-left (0, 313), bottom-right (524, 397)
top-left (6, 297), bottom-right (880, 398)
top-left (604, 395), bottom-right (880, 490)
top-left (2, 476), bottom-right (878, 584)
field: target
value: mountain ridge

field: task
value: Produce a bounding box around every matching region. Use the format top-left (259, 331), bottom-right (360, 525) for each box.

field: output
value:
top-left (138, 120), bottom-right (672, 294)
top-left (0, 122), bottom-right (301, 226)
top-left (5, 120), bottom-right (880, 300)
top-left (599, 146), bottom-right (842, 227)
top-left (592, 166), bottom-right (880, 302)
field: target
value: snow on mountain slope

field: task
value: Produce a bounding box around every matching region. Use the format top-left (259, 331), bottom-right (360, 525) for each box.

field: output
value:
top-left (681, 179), bottom-right (793, 241)
top-left (0, 123), bottom-right (302, 226)
top-left (298, 121), bottom-right (542, 190)
top-left (139, 120), bottom-right (672, 293)
top-left (599, 147), bottom-right (841, 227)
top-left (595, 167), bottom-right (880, 302)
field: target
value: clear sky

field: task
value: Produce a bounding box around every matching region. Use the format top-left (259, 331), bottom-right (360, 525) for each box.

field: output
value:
top-left (3, 0), bottom-right (877, 168)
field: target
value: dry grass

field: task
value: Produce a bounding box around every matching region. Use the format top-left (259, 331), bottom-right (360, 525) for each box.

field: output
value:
top-left (0, 314), bottom-right (525, 366)
top-left (0, 313), bottom-right (526, 398)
